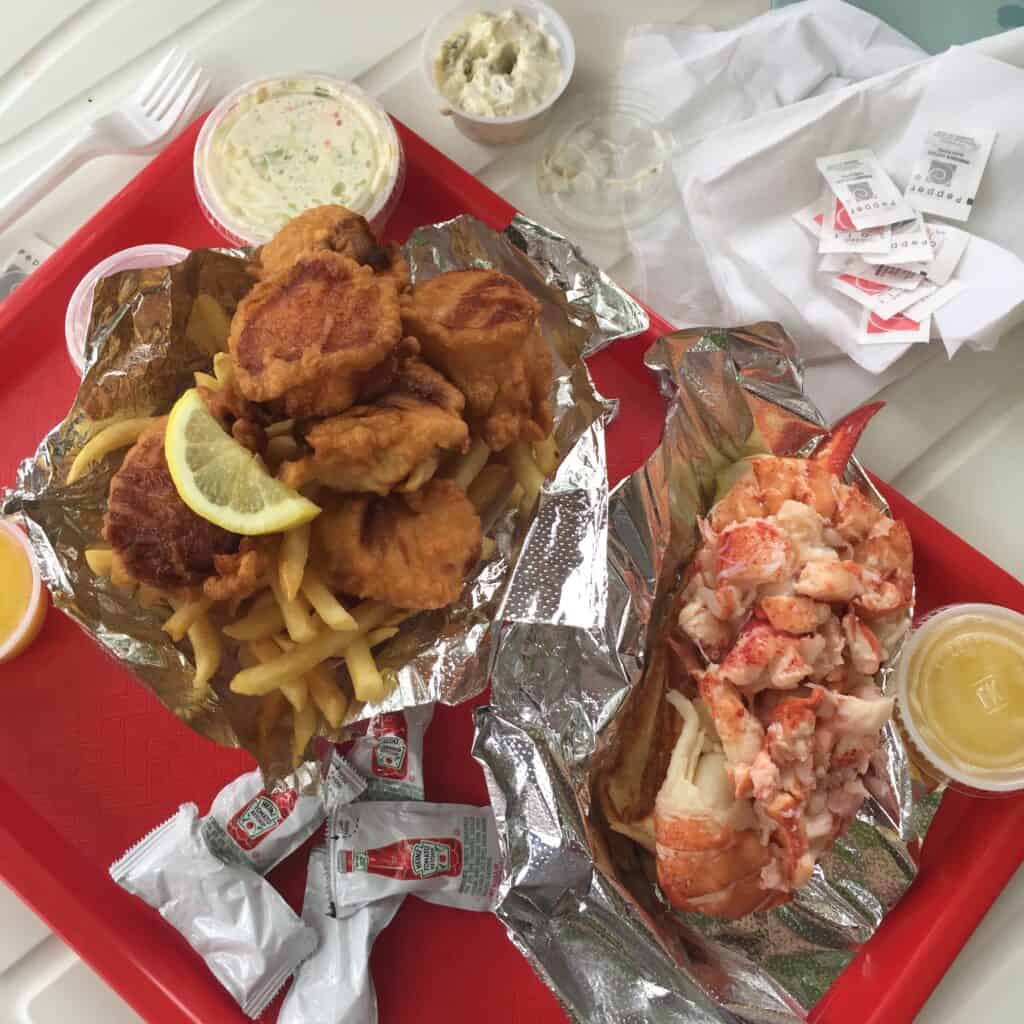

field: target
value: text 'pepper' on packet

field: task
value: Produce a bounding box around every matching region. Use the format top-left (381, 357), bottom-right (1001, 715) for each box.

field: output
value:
top-left (329, 802), bottom-right (502, 915)
top-left (110, 804), bottom-right (317, 1020)
top-left (816, 147), bottom-right (915, 230)
top-left (906, 127), bottom-right (997, 222)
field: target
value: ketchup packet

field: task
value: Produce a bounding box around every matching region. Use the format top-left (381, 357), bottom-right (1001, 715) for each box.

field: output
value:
top-left (830, 272), bottom-right (936, 318)
top-left (200, 763), bottom-right (326, 875)
top-left (859, 308), bottom-right (931, 345)
top-left (110, 804), bottom-right (317, 1019)
top-left (278, 846), bottom-right (402, 1024)
top-left (329, 802), bottom-right (502, 914)
top-left (336, 703), bottom-right (434, 801)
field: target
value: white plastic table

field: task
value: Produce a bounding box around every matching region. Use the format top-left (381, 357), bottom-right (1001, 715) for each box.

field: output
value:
top-left (0, 2), bottom-right (1021, 1022)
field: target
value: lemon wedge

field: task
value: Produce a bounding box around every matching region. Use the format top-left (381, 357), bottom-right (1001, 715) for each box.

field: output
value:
top-left (165, 389), bottom-right (320, 535)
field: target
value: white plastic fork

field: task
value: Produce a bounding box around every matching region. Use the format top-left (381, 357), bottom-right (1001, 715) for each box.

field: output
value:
top-left (0, 48), bottom-right (209, 236)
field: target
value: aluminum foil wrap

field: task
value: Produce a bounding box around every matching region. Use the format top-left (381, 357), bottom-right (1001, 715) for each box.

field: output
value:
top-left (1, 214), bottom-right (637, 780)
top-left (475, 323), bottom-right (941, 1022)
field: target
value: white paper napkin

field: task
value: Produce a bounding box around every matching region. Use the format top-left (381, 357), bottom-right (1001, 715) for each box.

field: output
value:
top-left (621, 1), bottom-right (1024, 380)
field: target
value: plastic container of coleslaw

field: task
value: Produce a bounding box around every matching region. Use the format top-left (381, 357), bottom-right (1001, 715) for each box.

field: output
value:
top-left (895, 603), bottom-right (1024, 793)
top-left (65, 244), bottom-right (191, 375)
top-left (421, 1), bottom-right (575, 145)
top-left (194, 74), bottom-right (405, 247)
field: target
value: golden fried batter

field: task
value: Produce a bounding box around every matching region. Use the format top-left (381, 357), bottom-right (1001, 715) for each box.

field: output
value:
top-left (401, 269), bottom-right (554, 450)
top-left (229, 252), bottom-right (403, 418)
top-left (279, 347), bottom-right (468, 495)
top-left (259, 204), bottom-right (410, 291)
top-left (103, 418), bottom-right (238, 595)
top-left (311, 480), bottom-right (482, 610)
top-left (203, 538), bottom-right (271, 602)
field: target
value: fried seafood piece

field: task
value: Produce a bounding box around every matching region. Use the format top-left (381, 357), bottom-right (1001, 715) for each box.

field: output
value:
top-left (310, 480), bottom-right (482, 610)
top-left (401, 269), bottom-right (553, 451)
top-left (279, 348), bottom-right (469, 495)
top-left (229, 252), bottom-right (403, 418)
top-left (203, 538), bottom-right (272, 603)
top-left (103, 418), bottom-right (238, 595)
top-left (259, 204), bottom-right (410, 290)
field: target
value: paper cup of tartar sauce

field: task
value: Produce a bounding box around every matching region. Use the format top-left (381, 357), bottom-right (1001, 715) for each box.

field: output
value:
top-left (895, 603), bottom-right (1024, 793)
top-left (422, 2), bottom-right (575, 145)
top-left (194, 74), bottom-right (405, 247)
top-left (65, 244), bottom-right (191, 375)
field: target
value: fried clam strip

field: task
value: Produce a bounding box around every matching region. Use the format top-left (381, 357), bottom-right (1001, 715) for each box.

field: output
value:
top-left (229, 251), bottom-right (403, 418)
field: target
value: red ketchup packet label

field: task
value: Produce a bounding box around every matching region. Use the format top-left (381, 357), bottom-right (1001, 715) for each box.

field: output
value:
top-left (336, 703), bottom-right (434, 802)
top-left (328, 802), bottom-right (502, 914)
top-left (859, 308), bottom-right (931, 345)
top-left (830, 272), bottom-right (936, 319)
top-left (818, 198), bottom-right (892, 255)
top-left (201, 764), bottom-right (324, 875)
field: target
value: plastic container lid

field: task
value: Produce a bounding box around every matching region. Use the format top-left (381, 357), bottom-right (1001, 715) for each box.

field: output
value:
top-left (537, 89), bottom-right (673, 238)
top-left (65, 244), bottom-right (190, 375)
top-left (193, 74), bottom-right (405, 247)
top-left (895, 603), bottom-right (1024, 793)
top-left (420, 1), bottom-right (575, 146)
top-left (0, 519), bottom-right (46, 665)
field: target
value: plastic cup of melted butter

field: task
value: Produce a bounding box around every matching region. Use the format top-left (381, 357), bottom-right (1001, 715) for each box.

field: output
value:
top-left (0, 520), bottom-right (46, 665)
top-left (895, 604), bottom-right (1024, 793)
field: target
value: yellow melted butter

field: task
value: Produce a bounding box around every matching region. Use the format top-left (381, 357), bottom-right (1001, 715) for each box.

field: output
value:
top-left (906, 614), bottom-right (1024, 772)
top-left (0, 528), bottom-right (33, 644)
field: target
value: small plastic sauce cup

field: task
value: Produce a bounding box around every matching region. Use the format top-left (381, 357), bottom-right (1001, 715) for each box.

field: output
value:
top-left (895, 603), bottom-right (1024, 793)
top-left (194, 74), bottom-right (405, 247)
top-left (0, 520), bottom-right (46, 665)
top-left (65, 244), bottom-right (190, 375)
top-left (420, 1), bottom-right (575, 146)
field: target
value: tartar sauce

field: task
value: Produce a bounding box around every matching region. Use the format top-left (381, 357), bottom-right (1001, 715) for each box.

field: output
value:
top-left (198, 77), bottom-right (401, 243)
top-left (434, 9), bottom-right (563, 119)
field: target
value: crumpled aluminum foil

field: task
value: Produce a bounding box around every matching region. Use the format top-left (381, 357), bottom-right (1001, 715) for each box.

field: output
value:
top-left (476, 322), bottom-right (941, 1022)
top-left (1, 214), bottom-right (637, 780)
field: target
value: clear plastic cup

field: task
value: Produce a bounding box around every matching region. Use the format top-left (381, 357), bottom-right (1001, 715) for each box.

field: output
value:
top-left (894, 603), bottom-right (1024, 794)
top-left (65, 244), bottom-right (190, 375)
top-left (194, 74), bottom-right (405, 247)
top-left (421, 1), bottom-right (575, 146)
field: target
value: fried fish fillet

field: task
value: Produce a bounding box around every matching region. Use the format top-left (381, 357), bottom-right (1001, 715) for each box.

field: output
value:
top-left (279, 346), bottom-right (469, 495)
top-left (311, 480), bottom-right (482, 610)
top-left (401, 269), bottom-right (553, 451)
top-left (229, 252), bottom-right (403, 418)
top-left (103, 418), bottom-right (238, 595)
top-left (258, 204), bottom-right (410, 290)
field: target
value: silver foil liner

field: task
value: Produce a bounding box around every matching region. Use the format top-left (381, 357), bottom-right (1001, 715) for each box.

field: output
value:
top-left (1, 215), bottom-right (637, 780)
top-left (476, 323), bottom-right (941, 1021)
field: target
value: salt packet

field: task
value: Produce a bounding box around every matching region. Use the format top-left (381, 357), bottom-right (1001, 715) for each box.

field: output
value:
top-left (278, 845), bottom-right (402, 1024)
top-left (336, 703), bottom-right (434, 801)
top-left (328, 802), bottom-right (502, 915)
top-left (830, 272), bottom-right (937, 318)
top-left (817, 148), bottom-right (915, 229)
top-left (906, 128), bottom-right (996, 222)
top-left (200, 763), bottom-right (326, 875)
top-left (111, 804), bottom-right (317, 1019)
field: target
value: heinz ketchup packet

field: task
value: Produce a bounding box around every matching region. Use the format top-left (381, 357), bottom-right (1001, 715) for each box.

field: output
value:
top-left (278, 846), bottom-right (402, 1024)
top-left (329, 802), bottom-right (502, 914)
top-left (338, 703), bottom-right (434, 802)
top-left (111, 804), bottom-right (317, 1019)
top-left (201, 763), bottom-right (326, 875)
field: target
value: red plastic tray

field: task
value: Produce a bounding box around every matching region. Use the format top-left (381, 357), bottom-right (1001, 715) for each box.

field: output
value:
top-left (0, 114), bottom-right (1022, 1024)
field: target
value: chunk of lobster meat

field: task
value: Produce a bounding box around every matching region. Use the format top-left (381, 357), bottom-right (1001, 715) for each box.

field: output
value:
top-left (762, 790), bottom-right (814, 889)
top-left (678, 596), bottom-right (734, 661)
top-left (842, 612), bottom-right (883, 676)
top-left (871, 610), bottom-right (911, 659)
top-left (826, 778), bottom-right (869, 819)
top-left (854, 569), bottom-right (914, 619)
top-left (749, 747), bottom-right (781, 803)
top-left (763, 689), bottom-right (824, 766)
top-left (772, 499), bottom-right (835, 562)
top-left (709, 475), bottom-right (766, 532)
top-left (750, 457), bottom-right (840, 521)
top-left (794, 559), bottom-right (864, 602)
top-left (717, 622), bottom-right (815, 692)
top-left (715, 519), bottom-right (794, 586)
top-left (834, 484), bottom-right (883, 544)
top-left (759, 595), bottom-right (831, 635)
top-left (830, 691), bottom-right (894, 738)
top-left (854, 518), bottom-right (913, 578)
top-left (696, 668), bottom-right (765, 787)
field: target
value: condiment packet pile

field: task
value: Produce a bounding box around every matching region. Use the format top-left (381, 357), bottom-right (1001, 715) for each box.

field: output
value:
top-left (795, 138), bottom-right (990, 348)
top-left (113, 704), bottom-right (501, 1021)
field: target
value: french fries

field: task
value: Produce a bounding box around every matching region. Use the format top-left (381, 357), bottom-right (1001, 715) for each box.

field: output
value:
top-left (365, 626), bottom-right (400, 647)
top-left (466, 463), bottom-right (511, 513)
top-left (506, 440), bottom-right (547, 512)
top-left (224, 592), bottom-right (285, 641)
top-left (185, 293), bottom-right (231, 354)
top-left (67, 418), bottom-right (154, 484)
top-left (194, 371), bottom-right (220, 391)
top-left (279, 523), bottom-right (310, 601)
top-left (480, 536), bottom-right (497, 561)
top-left (184, 609), bottom-right (222, 689)
top-left (246, 639), bottom-right (308, 710)
top-left (292, 699), bottom-right (317, 764)
top-left (448, 438), bottom-right (491, 491)
top-left (258, 690), bottom-right (287, 741)
top-left (344, 636), bottom-right (388, 704)
top-left (85, 548), bottom-right (113, 576)
top-left (300, 566), bottom-right (358, 632)
top-left (228, 602), bottom-right (394, 696)
top-left (162, 595), bottom-right (213, 643)
top-left (266, 435), bottom-right (301, 468)
top-left (280, 677), bottom-right (309, 712)
top-left (274, 635), bottom-right (348, 728)
top-left (212, 352), bottom-right (235, 388)
top-left (533, 434), bottom-right (559, 476)
top-left (265, 418), bottom-right (295, 439)
top-left (270, 568), bottom-right (318, 644)
top-left (137, 585), bottom-right (167, 609)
